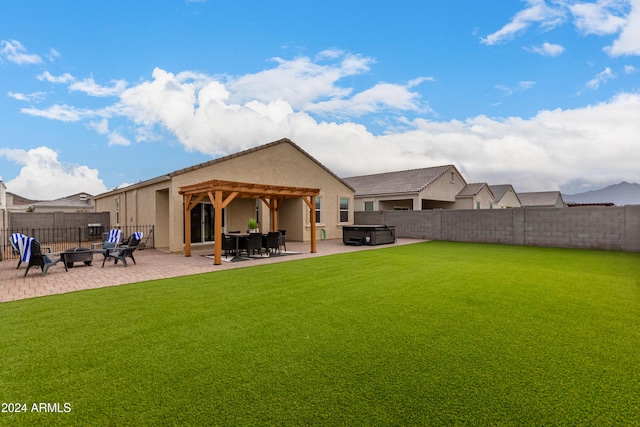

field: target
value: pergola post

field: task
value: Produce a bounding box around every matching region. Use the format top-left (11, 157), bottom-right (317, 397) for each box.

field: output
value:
top-left (302, 195), bottom-right (317, 254)
top-left (212, 190), bottom-right (223, 265)
top-left (184, 194), bottom-right (192, 257)
top-left (272, 198), bottom-right (279, 232)
top-left (310, 196), bottom-right (317, 253)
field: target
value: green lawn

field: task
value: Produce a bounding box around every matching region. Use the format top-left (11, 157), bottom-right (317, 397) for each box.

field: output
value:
top-left (1, 241), bottom-right (639, 426)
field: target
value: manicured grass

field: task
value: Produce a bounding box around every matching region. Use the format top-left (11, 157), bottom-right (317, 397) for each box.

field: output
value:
top-left (1, 242), bottom-right (639, 426)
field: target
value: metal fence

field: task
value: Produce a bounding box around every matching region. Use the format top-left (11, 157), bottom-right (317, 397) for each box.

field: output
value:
top-left (0, 225), bottom-right (155, 260)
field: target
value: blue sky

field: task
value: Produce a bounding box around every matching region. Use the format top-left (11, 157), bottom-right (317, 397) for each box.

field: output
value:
top-left (1, 0), bottom-right (639, 200)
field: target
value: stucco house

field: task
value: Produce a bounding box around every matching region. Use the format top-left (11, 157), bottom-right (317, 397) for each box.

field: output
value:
top-left (518, 191), bottom-right (566, 208)
top-left (489, 185), bottom-right (522, 209)
top-left (93, 139), bottom-right (355, 256)
top-left (454, 183), bottom-right (496, 209)
top-left (343, 165), bottom-right (468, 211)
top-left (0, 180), bottom-right (7, 230)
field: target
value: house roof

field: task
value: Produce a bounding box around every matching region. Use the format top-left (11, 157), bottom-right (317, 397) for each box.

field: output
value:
top-left (33, 197), bottom-right (93, 209)
top-left (489, 184), bottom-right (515, 203)
top-left (518, 191), bottom-right (564, 207)
top-left (457, 183), bottom-right (493, 198)
top-left (343, 165), bottom-right (457, 196)
top-left (95, 138), bottom-right (353, 197)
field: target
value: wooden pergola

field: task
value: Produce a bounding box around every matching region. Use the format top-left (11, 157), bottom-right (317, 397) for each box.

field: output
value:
top-left (178, 179), bottom-right (320, 265)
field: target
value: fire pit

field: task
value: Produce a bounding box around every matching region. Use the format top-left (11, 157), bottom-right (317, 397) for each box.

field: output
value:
top-left (61, 247), bottom-right (94, 268)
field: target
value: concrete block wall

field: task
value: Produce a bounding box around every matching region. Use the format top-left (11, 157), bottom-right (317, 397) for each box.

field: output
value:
top-left (355, 205), bottom-right (640, 252)
top-left (523, 207), bottom-right (626, 251)
top-left (10, 212), bottom-right (110, 230)
top-left (441, 209), bottom-right (514, 244)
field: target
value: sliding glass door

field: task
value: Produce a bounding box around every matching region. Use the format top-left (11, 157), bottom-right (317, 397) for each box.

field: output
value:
top-left (189, 202), bottom-right (224, 244)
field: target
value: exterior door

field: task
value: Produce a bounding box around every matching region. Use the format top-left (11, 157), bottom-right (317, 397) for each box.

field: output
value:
top-left (190, 203), bottom-right (224, 243)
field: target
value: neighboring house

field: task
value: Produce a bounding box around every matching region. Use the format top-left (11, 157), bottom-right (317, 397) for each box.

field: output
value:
top-left (454, 183), bottom-right (495, 209)
top-left (31, 193), bottom-right (94, 213)
top-left (518, 191), bottom-right (566, 208)
top-left (93, 138), bottom-right (355, 254)
top-left (0, 180), bottom-right (7, 230)
top-left (489, 185), bottom-right (522, 209)
top-left (343, 165), bottom-right (467, 211)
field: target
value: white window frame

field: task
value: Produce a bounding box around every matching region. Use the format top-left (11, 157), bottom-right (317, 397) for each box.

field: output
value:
top-left (315, 196), bottom-right (322, 224)
top-left (338, 196), bottom-right (350, 223)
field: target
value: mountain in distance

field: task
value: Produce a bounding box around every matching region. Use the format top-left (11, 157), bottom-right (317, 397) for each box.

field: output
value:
top-left (562, 182), bottom-right (640, 206)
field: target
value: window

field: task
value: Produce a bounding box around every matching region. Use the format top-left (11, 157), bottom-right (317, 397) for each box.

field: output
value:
top-left (115, 198), bottom-right (120, 224)
top-left (315, 196), bottom-right (322, 224)
top-left (394, 207), bottom-right (409, 211)
top-left (339, 197), bottom-right (349, 223)
top-left (364, 201), bottom-right (374, 212)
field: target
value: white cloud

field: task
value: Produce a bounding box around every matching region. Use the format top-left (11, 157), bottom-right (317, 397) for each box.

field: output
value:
top-left (107, 131), bottom-right (131, 146)
top-left (624, 64), bottom-right (637, 73)
top-left (47, 48), bottom-right (60, 62)
top-left (527, 42), bottom-right (565, 56)
top-left (112, 65), bottom-right (640, 191)
top-left (586, 67), bottom-right (616, 88)
top-left (307, 82), bottom-right (427, 117)
top-left (37, 71), bottom-right (76, 84)
top-left (21, 104), bottom-right (97, 122)
top-left (495, 81), bottom-right (536, 96)
top-left (0, 39), bottom-right (42, 64)
top-left (481, 0), bottom-right (566, 45)
top-left (89, 118), bottom-right (109, 135)
top-left (16, 51), bottom-right (640, 193)
top-left (69, 77), bottom-right (127, 97)
top-left (569, 0), bottom-right (629, 35)
top-left (484, 0), bottom-right (640, 57)
top-left (226, 52), bottom-right (373, 110)
top-left (0, 146), bottom-right (107, 199)
top-left (8, 91), bottom-right (47, 102)
top-left (605, 0), bottom-right (640, 56)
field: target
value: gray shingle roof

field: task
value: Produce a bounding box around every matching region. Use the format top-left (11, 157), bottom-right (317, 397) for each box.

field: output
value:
top-left (488, 185), bottom-right (513, 202)
top-left (518, 191), bottom-right (564, 207)
top-left (343, 165), bottom-right (455, 196)
top-left (457, 183), bottom-right (490, 197)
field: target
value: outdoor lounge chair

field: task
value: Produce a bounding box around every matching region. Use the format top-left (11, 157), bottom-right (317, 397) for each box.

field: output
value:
top-left (101, 232), bottom-right (142, 267)
top-left (24, 240), bottom-right (62, 277)
top-left (9, 233), bottom-right (25, 269)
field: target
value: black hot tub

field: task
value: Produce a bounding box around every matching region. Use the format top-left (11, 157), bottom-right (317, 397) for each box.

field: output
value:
top-left (342, 225), bottom-right (396, 246)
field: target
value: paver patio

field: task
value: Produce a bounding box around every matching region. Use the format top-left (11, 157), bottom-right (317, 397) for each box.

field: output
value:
top-left (0, 238), bottom-right (423, 303)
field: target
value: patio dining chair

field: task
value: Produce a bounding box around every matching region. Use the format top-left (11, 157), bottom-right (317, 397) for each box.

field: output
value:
top-left (278, 229), bottom-right (287, 252)
top-left (263, 231), bottom-right (282, 255)
top-left (242, 233), bottom-right (263, 256)
top-left (24, 240), bottom-right (63, 277)
top-left (222, 234), bottom-right (237, 257)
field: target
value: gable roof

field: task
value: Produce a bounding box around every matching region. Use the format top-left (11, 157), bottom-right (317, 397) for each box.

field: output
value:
top-left (96, 138), bottom-right (353, 197)
top-left (343, 165), bottom-right (459, 196)
top-left (519, 191), bottom-right (565, 207)
top-left (457, 183), bottom-right (493, 198)
top-left (489, 184), bottom-right (516, 203)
